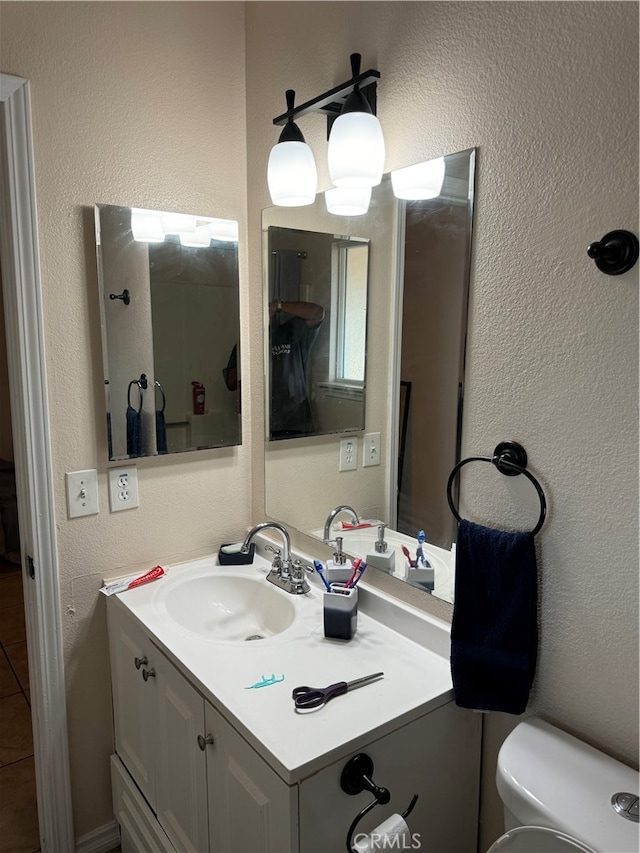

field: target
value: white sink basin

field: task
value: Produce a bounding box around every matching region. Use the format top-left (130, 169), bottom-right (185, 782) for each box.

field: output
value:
top-left (157, 572), bottom-right (296, 642)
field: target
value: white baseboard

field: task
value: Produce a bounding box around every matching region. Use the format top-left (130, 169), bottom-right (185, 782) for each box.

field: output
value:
top-left (75, 820), bottom-right (120, 853)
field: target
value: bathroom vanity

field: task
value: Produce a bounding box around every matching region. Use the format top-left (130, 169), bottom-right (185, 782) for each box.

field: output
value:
top-left (107, 539), bottom-right (481, 852)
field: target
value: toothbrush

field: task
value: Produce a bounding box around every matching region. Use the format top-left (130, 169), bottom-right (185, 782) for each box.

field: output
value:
top-left (344, 558), bottom-right (363, 589)
top-left (347, 561), bottom-right (367, 588)
top-left (401, 545), bottom-right (417, 569)
top-left (313, 559), bottom-right (332, 592)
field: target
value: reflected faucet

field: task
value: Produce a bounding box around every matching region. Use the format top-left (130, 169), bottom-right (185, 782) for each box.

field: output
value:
top-left (323, 505), bottom-right (360, 542)
top-left (241, 521), bottom-right (309, 595)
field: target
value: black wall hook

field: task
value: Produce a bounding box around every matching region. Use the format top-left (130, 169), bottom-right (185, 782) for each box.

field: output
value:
top-left (109, 288), bottom-right (130, 305)
top-left (587, 230), bottom-right (638, 276)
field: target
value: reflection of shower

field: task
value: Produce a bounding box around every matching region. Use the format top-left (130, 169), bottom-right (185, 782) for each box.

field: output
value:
top-left (270, 248), bottom-right (307, 306)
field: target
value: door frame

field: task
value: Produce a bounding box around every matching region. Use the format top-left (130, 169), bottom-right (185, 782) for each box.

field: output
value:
top-left (0, 73), bottom-right (75, 850)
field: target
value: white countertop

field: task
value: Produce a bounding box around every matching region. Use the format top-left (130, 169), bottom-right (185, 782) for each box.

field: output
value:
top-left (108, 541), bottom-right (453, 784)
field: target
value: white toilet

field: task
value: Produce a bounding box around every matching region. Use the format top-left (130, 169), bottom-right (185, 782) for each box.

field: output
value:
top-left (487, 717), bottom-right (639, 853)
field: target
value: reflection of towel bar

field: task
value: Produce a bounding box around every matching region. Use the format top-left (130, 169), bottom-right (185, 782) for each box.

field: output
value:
top-left (446, 440), bottom-right (547, 536)
top-left (127, 373), bottom-right (150, 413)
top-left (154, 380), bottom-right (166, 413)
top-left (127, 378), bottom-right (143, 413)
top-left (270, 250), bottom-right (307, 259)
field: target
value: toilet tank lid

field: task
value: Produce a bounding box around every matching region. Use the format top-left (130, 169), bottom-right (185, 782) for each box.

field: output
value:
top-left (496, 718), bottom-right (639, 853)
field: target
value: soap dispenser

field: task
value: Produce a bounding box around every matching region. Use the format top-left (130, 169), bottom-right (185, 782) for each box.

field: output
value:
top-left (326, 536), bottom-right (353, 584)
top-left (366, 524), bottom-right (396, 574)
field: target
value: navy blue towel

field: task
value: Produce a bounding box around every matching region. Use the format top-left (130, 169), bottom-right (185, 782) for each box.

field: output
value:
top-left (126, 406), bottom-right (142, 457)
top-left (155, 410), bottom-right (168, 454)
top-left (450, 519), bottom-right (538, 714)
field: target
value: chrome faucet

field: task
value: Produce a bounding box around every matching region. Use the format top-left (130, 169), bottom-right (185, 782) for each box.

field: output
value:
top-left (323, 504), bottom-right (360, 542)
top-left (241, 522), bottom-right (309, 595)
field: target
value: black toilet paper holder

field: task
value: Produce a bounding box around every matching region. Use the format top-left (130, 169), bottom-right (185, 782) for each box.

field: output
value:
top-left (341, 753), bottom-right (419, 853)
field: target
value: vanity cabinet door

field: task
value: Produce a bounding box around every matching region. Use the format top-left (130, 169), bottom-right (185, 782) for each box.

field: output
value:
top-left (155, 656), bottom-right (209, 853)
top-left (204, 702), bottom-right (297, 853)
top-left (108, 603), bottom-right (158, 810)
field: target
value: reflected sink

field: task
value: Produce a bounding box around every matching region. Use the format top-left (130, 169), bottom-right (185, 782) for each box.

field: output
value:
top-left (159, 573), bottom-right (296, 642)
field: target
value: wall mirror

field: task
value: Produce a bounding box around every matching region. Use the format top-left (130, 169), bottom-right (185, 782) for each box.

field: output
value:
top-left (266, 225), bottom-right (370, 440)
top-left (95, 204), bottom-right (241, 461)
top-left (264, 149), bottom-right (476, 604)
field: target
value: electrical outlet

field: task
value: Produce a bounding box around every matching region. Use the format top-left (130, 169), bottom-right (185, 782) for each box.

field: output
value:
top-left (66, 470), bottom-right (99, 518)
top-left (339, 437), bottom-right (358, 472)
top-left (108, 466), bottom-right (139, 512)
top-left (363, 432), bottom-right (381, 467)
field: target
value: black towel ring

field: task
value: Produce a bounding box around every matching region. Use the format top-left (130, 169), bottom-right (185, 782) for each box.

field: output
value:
top-left (446, 441), bottom-right (547, 536)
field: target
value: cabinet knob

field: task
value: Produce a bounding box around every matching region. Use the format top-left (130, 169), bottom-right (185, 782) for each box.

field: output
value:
top-left (134, 656), bottom-right (148, 670)
top-left (142, 668), bottom-right (156, 681)
top-left (197, 733), bottom-right (214, 751)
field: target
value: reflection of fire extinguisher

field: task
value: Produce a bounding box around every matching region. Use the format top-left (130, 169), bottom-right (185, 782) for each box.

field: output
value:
top-left (192, 381), bottom-right (205, 415)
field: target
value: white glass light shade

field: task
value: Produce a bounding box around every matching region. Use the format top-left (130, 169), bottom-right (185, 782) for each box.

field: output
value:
top-left (391, 157), bottom-right (446, 200)
top-left (268, 140), bottom-right (318, 207)
top-left (328, 112), bottom-right (385, 188)
top-left (161, 213), bottom-right (197, 235)
top-left (131, 210), bottom-right (164, 242)
top-left (179, 225), bottom-right (211, 247)
top-left (325, 186), bottom-right (372, 216)
top-left (208, 218), bottom-right (239, 242)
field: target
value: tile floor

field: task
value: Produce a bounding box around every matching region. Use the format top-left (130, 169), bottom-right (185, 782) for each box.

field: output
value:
top-left (0, 557), bottom-right (40, 853)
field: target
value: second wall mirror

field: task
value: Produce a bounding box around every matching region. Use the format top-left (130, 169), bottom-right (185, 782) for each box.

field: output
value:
top-left (95, 204), bottom-right (241, 461)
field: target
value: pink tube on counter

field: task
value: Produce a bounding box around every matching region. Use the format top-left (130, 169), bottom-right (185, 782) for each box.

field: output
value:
top-left (100, 565), bottom-right (166, 596)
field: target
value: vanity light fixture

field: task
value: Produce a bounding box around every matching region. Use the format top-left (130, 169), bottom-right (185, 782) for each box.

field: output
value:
top-left (327, 54), bottom-right (385, 189)
top-left (270, 54), bottom-right (382, 205)
top-left (325, 186), bottom-right (372, 216)
top-left (391, 157), bottom-right (446, 200)
top-left (268, 90), bottom-right (318, 207)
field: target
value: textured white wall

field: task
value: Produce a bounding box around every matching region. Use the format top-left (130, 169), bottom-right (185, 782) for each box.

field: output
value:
top-left (1, 1), bottom-right (637, 846)
top-left (245, 1), bottom-right (638, 847)
top-left (1, 1), bottom-right (249, 838)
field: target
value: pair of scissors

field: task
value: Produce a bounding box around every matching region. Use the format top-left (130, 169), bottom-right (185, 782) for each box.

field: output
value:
top-left (292, 672), bottom-right (384, 709)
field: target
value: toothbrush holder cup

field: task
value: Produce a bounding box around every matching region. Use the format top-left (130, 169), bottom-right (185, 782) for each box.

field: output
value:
top-left (323, 584), bottom-right (358, 641)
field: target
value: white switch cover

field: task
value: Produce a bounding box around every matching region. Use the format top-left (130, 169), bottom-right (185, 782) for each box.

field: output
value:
top-left (108, 466), bottom-right (139, 512)
top-left (66, 469), bottom-right (99, 518)
top-left (363, 432), bottom-right (381, 467)
top-left (339, 437), bottom-right (358, 472)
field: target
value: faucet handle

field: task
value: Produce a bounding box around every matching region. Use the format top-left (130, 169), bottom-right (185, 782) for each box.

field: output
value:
top-left (265, 544), bottom-right (283, 572)
top-left (290, 559), bottom-right (311, 594)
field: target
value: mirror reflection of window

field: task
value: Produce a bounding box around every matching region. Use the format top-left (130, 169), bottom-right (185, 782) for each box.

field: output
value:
top-left (331, 241), bottom-right (368, 388)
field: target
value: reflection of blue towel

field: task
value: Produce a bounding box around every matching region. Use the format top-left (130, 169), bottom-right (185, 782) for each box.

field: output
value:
top-left (156, 410), bottom-right (168, 454)
top-left (272, 249), bottom-right (301, 323)
top-left (126, 406), bottom-right (142, 457)
top-left (451, 520), bottom-right (538, 714)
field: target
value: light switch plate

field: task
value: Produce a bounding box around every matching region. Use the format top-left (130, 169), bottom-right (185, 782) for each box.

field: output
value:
top-left (363, 432), bottom-right (381, 467)
top-left (108, 466), bottom-right (139, 512)
top-left (66, 470), bottom-right (99, 518)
